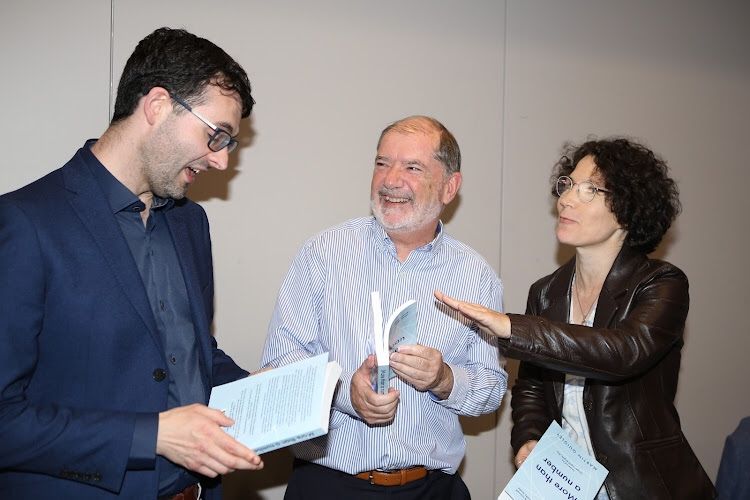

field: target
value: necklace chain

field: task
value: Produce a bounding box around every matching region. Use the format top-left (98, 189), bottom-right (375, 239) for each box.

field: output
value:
top-left (574, 277), bottom-right (597, 323)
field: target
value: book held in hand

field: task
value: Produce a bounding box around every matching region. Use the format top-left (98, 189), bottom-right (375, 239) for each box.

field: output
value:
top-left (208, 353), bottom-right (342, 454)
top-left (370, 291), bottom-right (417, 394)
top-left (498, 420), bottom-right (608, 500)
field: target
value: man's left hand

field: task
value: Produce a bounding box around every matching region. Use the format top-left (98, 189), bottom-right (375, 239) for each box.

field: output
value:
top-left (389, 344), bottom-right (453, 399)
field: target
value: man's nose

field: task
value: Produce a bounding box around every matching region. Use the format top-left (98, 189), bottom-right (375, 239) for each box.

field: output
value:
top-left (207, 148), bottom-right (229, 171)
top-left (383, 165), bottom-right (404, 187)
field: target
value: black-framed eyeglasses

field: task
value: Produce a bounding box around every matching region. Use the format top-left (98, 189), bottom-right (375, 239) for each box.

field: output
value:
top-left (555, 175), bottom-right (610, 203)
top-left (170, 95), bottom-right (238, 153)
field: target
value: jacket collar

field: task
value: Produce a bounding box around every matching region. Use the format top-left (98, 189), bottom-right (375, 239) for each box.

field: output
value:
top-left (546, 244), bottom-right (646, 327)
top-left (595, 245), bottom-right (646, 327)
top-left (546, 245), bottom-right (646, 406)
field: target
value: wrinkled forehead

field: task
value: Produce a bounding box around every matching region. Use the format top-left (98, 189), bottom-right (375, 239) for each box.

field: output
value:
top-left (380, 130), bottom-right (439, 157)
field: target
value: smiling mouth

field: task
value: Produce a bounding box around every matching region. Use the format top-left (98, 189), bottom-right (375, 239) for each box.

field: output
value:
top-left (380, 188), bottom-right (413, 203)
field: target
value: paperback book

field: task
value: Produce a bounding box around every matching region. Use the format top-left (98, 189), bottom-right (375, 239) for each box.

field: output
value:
top-left (498, 420), bottom-right (608, 500)
top-left (208, 353), bottom-right (341, 454)
top-left (370, 291), bottom-right (417, 394)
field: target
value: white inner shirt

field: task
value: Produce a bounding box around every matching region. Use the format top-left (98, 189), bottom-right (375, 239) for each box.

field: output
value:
top-left (561, 277), bottom-right (609, 499)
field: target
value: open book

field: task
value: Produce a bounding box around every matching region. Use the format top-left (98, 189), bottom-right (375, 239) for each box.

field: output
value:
top-left (498, 420), bottom-right (608, 500)
top-left (208, 353), bottom-right (342, 454)
top-left (371, 291), bottom-right (417, 394)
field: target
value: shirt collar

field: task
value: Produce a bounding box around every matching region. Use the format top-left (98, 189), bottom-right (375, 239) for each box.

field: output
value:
top-left (84, 139), bottom-right (175, 214)
top-left (371, 217), bottom-right (445, 254)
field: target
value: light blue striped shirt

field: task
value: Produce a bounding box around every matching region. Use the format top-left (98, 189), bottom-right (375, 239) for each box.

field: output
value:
top-left (261, 216), bottom-right (507, 474)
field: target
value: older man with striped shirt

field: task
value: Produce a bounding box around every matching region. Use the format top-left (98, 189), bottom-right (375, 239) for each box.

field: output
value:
top-left (262, 115), bottom-right (507, 499)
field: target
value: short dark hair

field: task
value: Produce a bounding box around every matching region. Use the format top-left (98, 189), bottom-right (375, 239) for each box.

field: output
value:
top-left (552, 138), bottom-right (681, 254)
top-left (377, 116), bottom-right (461, 175)
top-left (111, 27), bottom-right (254, 123)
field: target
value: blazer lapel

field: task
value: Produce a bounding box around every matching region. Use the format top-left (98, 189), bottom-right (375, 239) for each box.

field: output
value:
top-left (165, 206), bottom-right (213, 385)
top-left (62, 159), bottom-right (162, 348)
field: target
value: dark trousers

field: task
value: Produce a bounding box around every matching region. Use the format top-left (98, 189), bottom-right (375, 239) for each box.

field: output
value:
top-left (284, 460), bottom-right (471, 500)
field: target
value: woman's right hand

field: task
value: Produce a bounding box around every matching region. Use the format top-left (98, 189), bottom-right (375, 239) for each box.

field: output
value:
top-left (433, 289), bottom-right (511, 339)
top-left (514, 440), bottom-right (538, 468)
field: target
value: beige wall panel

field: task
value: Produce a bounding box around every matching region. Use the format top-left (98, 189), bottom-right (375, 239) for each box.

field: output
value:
top-left (500, 0), bottom-right (750, 489)
top-left (2, 1), bottom-right (748, 498)
top-left (1, 1), bottom-right (111, 190)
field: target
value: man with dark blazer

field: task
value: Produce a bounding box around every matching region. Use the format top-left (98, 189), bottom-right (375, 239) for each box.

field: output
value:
top-left (0, 27), bottom-right (263, 499)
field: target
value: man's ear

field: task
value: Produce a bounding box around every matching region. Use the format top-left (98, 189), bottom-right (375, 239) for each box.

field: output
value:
top-left (441, 171), bottom-right (462, 205)
top-left (140, 87), bottom-right (173, 126)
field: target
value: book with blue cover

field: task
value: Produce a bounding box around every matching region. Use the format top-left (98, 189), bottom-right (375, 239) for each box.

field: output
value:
top-left (208, 353), bottom-right (341, 454)
top-left (370, 291), bottom-right (417, 394)
top-left (498, 420), bottom-right (608, 500)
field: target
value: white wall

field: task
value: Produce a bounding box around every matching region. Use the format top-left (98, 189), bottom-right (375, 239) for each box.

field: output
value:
top-left (1, 1), bottom-right (747, 498)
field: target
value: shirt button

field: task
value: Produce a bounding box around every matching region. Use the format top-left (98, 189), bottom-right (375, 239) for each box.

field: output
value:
top-left (152, 368), bottom-right (166, 382)
top-left (169, 354), bottom-right (177, 365)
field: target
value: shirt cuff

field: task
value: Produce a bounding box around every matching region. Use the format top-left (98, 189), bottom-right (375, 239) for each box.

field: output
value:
top-left (431, 363), bottom-right (468, 408)
top-left (333, 370), bottom-right (358, 418)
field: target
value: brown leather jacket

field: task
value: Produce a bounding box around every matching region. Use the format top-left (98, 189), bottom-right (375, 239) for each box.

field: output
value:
top-left (501, 245), bottom-right (715, 499)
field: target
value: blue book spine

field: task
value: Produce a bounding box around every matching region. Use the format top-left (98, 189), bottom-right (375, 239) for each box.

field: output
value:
top-left (376, 364), bottom-right (389, 394)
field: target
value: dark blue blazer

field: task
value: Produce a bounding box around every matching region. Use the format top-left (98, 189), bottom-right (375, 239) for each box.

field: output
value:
top-left (716, 416), bottom-right (750, 500)
top-left (0, 146), bottom-right (248, 498)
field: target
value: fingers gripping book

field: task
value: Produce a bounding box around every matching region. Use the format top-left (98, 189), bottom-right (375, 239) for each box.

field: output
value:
top-left (370, 291), bottom-right (417, 394)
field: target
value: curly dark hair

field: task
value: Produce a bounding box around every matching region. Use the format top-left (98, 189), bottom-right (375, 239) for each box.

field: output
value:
top-left (111, 27), bottom-right (254, 123)
top-left (552, 138), bottom-right (681, 254)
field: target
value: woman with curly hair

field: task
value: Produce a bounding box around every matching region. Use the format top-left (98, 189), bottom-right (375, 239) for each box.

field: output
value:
top-left (436, 138), bottom-right (715, 499)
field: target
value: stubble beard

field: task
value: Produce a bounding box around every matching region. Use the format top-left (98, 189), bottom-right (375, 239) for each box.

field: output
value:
top-left (140, 124), bottom-right (190, 200)
top-left (145, 159), bottom-right (188, 200)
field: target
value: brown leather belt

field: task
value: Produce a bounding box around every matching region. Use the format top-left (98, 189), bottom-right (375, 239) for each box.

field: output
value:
top-left (354, 466), bottom-right (428, 486)
top-left (159, 483), bottom-right (199, 500)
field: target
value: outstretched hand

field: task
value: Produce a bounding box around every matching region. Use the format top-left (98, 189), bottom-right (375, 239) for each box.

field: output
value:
top-left (433, 289), bottom-right (511, 339)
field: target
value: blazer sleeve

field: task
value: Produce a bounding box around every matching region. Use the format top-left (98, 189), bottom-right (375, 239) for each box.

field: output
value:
top-left (0, 198), bottom-right (136, 493)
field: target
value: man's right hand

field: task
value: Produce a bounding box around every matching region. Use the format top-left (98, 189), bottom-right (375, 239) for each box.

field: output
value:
top-left (350, 355), bottom-right (400, 425)
top-left (156, 404), bottom-right (264, 477)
